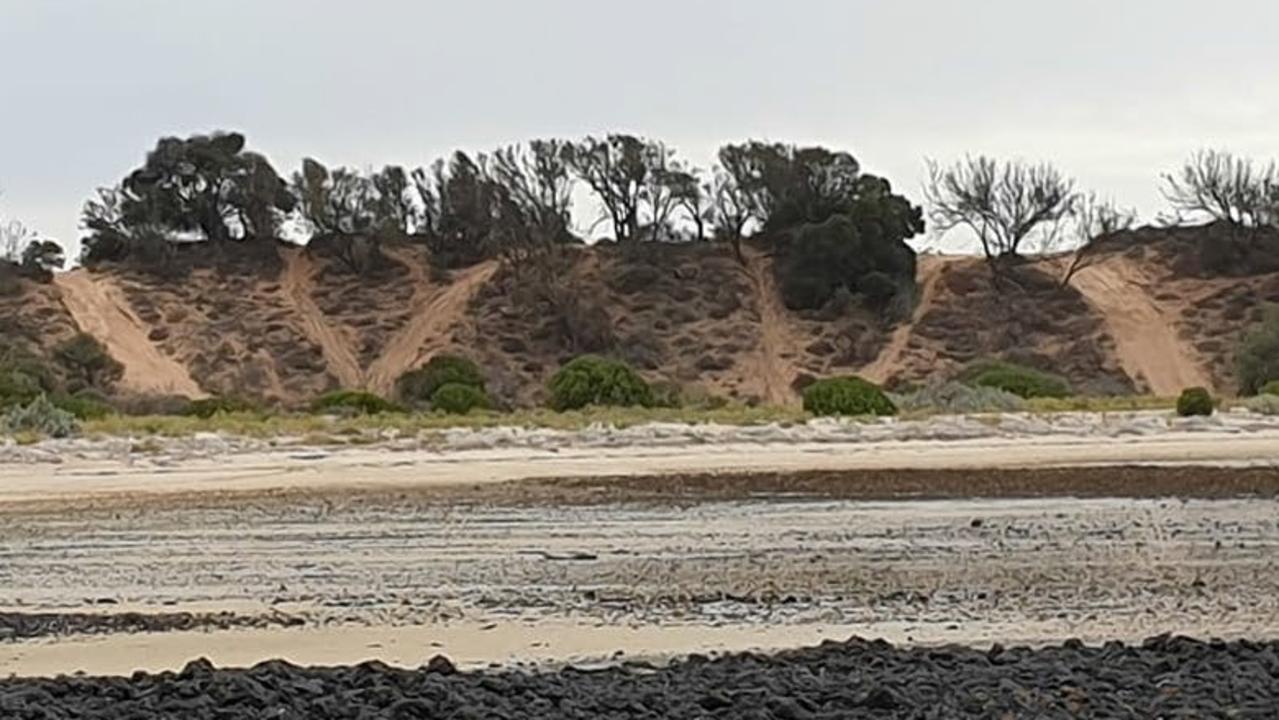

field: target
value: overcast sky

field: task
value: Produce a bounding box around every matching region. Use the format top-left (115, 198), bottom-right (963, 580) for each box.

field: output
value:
top-left (2, 0), bottom-right (1278, 257)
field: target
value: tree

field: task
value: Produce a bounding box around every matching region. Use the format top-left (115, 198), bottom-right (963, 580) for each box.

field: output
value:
top-left (717, 142), bottom-right (867, 233)
top-left (706, 167), bottom-right (753, 260)
top-left (568, 135), bottom-right (668, 243)
top-left (0, 195), bottom-right (62, 281)
top-left (80, 187), bottom-right (134, 264)
top-left (21, 240), bottom-right (65, 276)
top-left (490, 140), bottom-right (576, 243)
top-left (121, 131), bottom-right (294, 243)
top-left (433, 151), bottom-right (503, 267)
top-left (925, 156), bottom-right (1077, 273)
top-left (1162, 150), bottom-right (1278, 235)
top-left (1058, 193), bottom-right (1137, 287)
top-left (668, 167), bottom-right (706, 242)
top-left (291, 160), bottom-right (415, 274)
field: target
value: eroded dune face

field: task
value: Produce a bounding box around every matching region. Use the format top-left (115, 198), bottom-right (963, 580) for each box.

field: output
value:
top-left (23, 229), bottom-right (1279, 406)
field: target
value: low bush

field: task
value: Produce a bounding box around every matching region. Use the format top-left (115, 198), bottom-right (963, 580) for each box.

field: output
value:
top-left (51, 391), bottom-right (114, 420)
top-left (959, 360), bottom-right (1071, 399)
top-left (396, 355), bottom-right (486, 406)
top-left (52, 333), bottom-right (124, 393)
top-left (430, 383), bottom-right (491, 415)
top-left (548, 356), bottom-right (653, 411)
top-left (1245, 394), bottom-right (1279, 415)
top-left (115, 394), bottom-right (195, 417)
top-left (311, 390), bottom-right (400, 416)
top-left (1237, 306), bottom-right (1279, 395)
top-left (1175, 387), bottom-right (1215, 417)
top-left (891, 381), bottom-right (1026, 414)
top-left (802, 376), bottom-right (896, 417)
top-left (3, 395), bottom-right (79, 438)
top-left (649, 380), bottom-right (684, 409)
top-left (1259, 380), bottom-right (1279, 397)
top-left (185, 396), bottom-right (260, 419)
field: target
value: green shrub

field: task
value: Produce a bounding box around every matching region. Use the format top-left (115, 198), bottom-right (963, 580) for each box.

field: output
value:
top-left (548, 355), bottom-right (653, 411)
top-left (1176, 387), bottom-right (1215, 417)
top-left (1259, 380), bottom-right (1279, 397)
top-left (396, 355), bottom-right (486, 406)
top-left (52, 390), bottom-right (115, 420)
top-left (430, 383), bottom-right (491, 415)
top-left (0, 367), bottom-right (44, 409)
top-left (3, 395), bottom-right (79, 438)
top-left (311, 390), bottom-right (399, 416)
top-left (890, 381), bottom-right (1026, 414)
top-left (185, 396), bottom-right (260, 419)
top-left (802, 376), bottom-right (896, 417)
top-left (958, 360), bottom-right (1071, 399)
top-left (1237, 306), bottom-right (1279, 395)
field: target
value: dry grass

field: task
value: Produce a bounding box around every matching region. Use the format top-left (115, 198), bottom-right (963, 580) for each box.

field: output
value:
top-left (82, 404), bottom-right (811, 438)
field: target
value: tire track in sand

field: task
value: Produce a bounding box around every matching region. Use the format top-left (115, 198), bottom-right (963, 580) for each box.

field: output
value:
top-left (861, 255), bottom-right (947, 385)
top-left (364, 253), bottom-right (498, 396)
top-left (280, 250), bottom-right (365, 389)
top-left (741, 249), bottom-right (807, 406)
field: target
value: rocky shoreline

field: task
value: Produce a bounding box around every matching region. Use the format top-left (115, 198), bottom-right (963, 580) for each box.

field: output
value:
top-left (2, 635), bottom-right (1275, 718)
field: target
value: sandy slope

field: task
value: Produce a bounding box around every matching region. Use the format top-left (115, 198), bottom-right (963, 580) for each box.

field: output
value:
top-left (364, 256), bottom-right (498, 395)
top-left (53, 271), bottom-right (205, 397)
top-left (280, 250), bottom-right (365, 389)
top-left (1070, 258), bottom-right (1212, 395)
top-left (861, 255), bottom-right (947, 384)
top-left (741, 250), bottom-right (807, 405)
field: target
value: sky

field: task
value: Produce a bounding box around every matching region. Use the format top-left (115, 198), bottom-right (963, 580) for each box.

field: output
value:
top-left (2, 0), bottom-right (1279, 258)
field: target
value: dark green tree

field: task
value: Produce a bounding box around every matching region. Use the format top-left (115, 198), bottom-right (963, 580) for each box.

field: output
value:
top-left (121, 131), bottom-right (294, 243)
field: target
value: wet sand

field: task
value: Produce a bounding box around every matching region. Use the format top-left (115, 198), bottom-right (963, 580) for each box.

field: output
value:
top-left (3, 477), bottom-right (1277, 676)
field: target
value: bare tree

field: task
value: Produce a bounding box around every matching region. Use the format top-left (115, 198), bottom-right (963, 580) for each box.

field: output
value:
top-left (1162, 149), bottom-right (1278, 237)
top-left (490, 140), bottom-right (576, 242)
top-left (706, 167), bottom-right (753, 261)
top-left (568, 135), bottom-right (673, 243)
top-left (1059, 193), bottom-right (1138, 287)
top-left (667, 167), bottom-right (706, 242)
top-left (925, 156), bottom-right (1077, 274)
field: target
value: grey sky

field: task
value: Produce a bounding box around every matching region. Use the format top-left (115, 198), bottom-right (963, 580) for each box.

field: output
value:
top-left (2, 0), bottom-right (1278, 257)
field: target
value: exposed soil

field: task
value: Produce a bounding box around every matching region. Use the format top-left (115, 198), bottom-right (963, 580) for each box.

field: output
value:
top-left (279, 249), bottom-right (365, 389)
top-left (13, 227), bottom-right (1279, 403)
top-left (888, 258), bottom-right (1135, 394)
top-left (113, 263), bottom-right (335, 405)
top-left (363, 255), bottom-right (498, 396)
top-left (54, 271), bottom-right (205, 397)
top-left (861, 255), bottom-right (946, 384)
top-left (740, 248), bottom-right (809, 405)
top-left (1069, 253), bottom-right (1213, 394)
